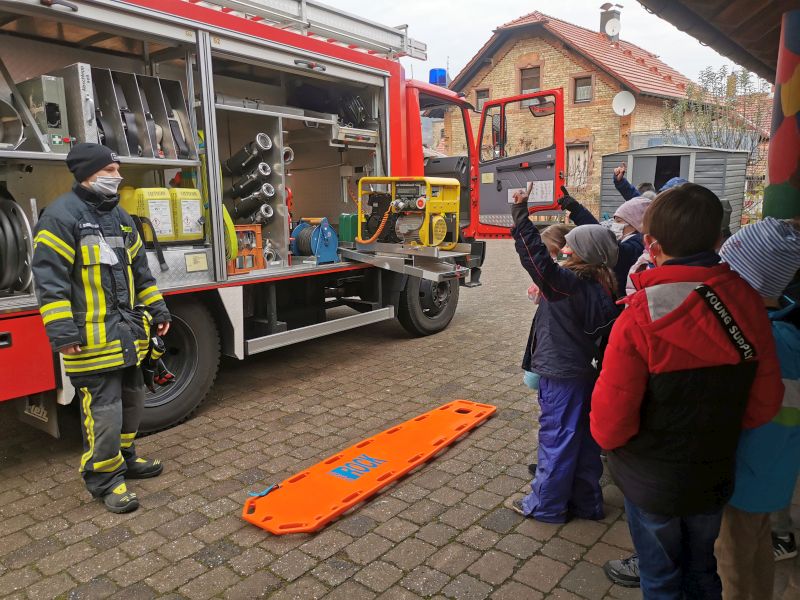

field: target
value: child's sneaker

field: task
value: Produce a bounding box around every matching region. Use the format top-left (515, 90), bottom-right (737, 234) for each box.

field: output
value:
top-left (773, 532), bottom-right (797, 562)
top-left (603, 555), bottom-right (640, 587)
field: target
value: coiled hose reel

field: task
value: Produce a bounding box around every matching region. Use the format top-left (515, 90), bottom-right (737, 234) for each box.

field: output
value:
top-left (0, 187), bottom-right (33, 293)
top-left (290, 218), bottom-right (339, 264)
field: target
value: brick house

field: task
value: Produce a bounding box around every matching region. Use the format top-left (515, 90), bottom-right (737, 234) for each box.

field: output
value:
top-left (445, 9), bottom-right (695, 213)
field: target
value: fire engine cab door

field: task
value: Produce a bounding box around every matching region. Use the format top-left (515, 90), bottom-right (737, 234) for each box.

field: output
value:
top-left (475, 90), bottom-right (565, 237)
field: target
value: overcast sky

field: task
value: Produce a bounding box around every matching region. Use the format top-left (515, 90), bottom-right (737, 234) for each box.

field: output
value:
top-left (331, 0), bottom-right (742, 83)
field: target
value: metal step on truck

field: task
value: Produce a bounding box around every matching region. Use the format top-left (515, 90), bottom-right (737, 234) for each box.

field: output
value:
top-left (0, 0), bottom-right (565, 435)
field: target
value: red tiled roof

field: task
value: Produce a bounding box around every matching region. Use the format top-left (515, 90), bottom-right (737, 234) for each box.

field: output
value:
top-left (452, 11), bottom-right (693, 99)
top-left (733, 93), bottom-right (773, 138)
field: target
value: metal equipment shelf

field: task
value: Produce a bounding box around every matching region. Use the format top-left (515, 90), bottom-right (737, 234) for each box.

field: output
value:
top-left (214, 102), bottom-right (337, 126)
top-left (0, 150), bottom-right (200, 168)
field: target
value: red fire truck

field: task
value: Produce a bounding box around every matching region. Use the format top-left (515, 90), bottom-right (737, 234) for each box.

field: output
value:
top-left (0, 0), bottom-right (564, 434)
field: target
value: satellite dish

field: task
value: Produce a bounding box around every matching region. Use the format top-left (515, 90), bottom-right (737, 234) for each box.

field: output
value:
top-left (605, 18), bottom-right (621, 37)
top-left (612, 90), bottom-right (636, 116)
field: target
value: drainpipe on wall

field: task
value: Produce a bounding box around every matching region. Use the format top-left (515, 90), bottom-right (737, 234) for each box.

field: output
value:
top-left (763, 10), bottom-right (800, 219)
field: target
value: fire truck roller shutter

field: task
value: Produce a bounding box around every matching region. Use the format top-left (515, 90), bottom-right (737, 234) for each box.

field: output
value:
top-left (139, 297), bottom-right (220, 433)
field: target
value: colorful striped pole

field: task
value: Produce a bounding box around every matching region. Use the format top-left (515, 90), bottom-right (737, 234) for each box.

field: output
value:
top-left (763, 10), bottom-right (800, 218)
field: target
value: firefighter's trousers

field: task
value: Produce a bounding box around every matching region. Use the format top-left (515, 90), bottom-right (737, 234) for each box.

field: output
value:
top-left (70, 366), bottom-right (144, 497)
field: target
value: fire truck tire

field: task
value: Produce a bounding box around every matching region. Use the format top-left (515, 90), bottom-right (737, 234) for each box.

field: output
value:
top-left (139, 298), bottom-right (220, 433)
top-left (397, 276), bottom-right (459, 337)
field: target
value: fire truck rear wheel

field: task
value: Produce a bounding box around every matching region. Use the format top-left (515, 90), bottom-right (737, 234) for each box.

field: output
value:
top-left (140, 298), bottom-right (220, 433)
top-left (397, 276), bottom-right (459, 336)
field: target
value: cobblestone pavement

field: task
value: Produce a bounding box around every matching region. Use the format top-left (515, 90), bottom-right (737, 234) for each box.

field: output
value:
top-left (1, 240), bottom-right (799, 600)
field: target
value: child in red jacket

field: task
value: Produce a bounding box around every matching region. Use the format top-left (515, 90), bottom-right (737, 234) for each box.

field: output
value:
top-left (590, 184), bottom-right (784, 599)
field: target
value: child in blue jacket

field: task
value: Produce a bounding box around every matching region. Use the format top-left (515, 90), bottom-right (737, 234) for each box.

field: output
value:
top-left (508, 190), bottom-right (620, 523)
top-left (716, 217), bottom-right (800, 599)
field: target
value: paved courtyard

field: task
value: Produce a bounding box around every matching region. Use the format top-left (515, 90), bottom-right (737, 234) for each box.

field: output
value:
top-left (0, 240), bottom-right (798, 600)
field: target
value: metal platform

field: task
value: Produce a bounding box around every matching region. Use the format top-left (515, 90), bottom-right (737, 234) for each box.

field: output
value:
top-left (245, 306), bottom-right (393, 355)
top-left (339, 242), bottom-right (472, 282)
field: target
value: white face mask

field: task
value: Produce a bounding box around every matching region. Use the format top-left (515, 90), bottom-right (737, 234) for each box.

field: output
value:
top-left (609, 221), bottom-right (626, 241)
top-left (90, 175), bottom-right (123, 197)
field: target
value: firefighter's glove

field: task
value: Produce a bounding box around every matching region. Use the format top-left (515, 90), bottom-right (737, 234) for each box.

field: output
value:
top-left (142, 336), bottom-right (175, 393)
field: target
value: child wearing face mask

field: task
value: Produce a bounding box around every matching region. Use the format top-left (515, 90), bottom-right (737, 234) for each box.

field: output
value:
top-left (591, 183), bottom-right (784, 599)
top-left (508, 192), bottom-right (620, 524)
top-left (523, 224), bottom-right (571, 393)
top-left (558, 192), bottom-right (650, 298)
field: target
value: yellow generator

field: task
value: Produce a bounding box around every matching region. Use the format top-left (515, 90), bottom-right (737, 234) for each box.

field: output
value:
top-left (356, 177), bottom-right (460, 250)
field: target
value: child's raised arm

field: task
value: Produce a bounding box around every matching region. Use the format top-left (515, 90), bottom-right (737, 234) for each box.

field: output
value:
top-left (510, 192), bottom-right (576, 301)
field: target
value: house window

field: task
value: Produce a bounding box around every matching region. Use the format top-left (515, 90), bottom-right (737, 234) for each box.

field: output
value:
top-left (520, 67), bottom-right (540, 106)
top-left (475, 89), bottom-right (489, 111)
top-left (567, 144), bottom-right (590, 189)
top-left (574, 76), bottom-right (593, 103)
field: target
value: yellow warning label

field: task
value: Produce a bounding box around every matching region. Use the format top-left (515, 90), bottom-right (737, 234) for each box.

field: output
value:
top-left (481, 172), bottom-right (494, 184)
top-left (185, 252), bottom-right (208, 273)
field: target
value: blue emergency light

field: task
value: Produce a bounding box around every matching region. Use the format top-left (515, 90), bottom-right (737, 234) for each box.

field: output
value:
top-left (429, 68), bottom-right (448, 86)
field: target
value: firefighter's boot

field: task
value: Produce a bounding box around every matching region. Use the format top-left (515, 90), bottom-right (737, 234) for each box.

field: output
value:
top-left (102, 482), bottom-right (139, 513)
top-left (125, 457), bottom-right (163, 479)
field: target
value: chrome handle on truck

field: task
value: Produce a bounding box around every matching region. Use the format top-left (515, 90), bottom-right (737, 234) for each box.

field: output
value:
top-left (40, 0), bottom-right (79, 12)
top-left (294, 59), bottom-right (326, 72)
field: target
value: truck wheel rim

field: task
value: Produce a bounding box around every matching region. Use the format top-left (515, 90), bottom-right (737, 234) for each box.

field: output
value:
top-left (419, 280), bottom-right (451, 317)
top-left (145, 314), bottom-right (199, 408)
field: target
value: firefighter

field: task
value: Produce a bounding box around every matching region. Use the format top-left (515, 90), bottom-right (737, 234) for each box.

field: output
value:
top-left (31, 143), bottom-right (171, 513)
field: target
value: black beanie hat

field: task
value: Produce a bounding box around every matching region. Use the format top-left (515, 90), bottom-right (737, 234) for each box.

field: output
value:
top-left (66, 143), bottom-right (121, 182)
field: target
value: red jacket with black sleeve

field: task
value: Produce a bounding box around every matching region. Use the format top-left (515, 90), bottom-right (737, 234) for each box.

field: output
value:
top-left (591, 261), bottom-right (783, 516)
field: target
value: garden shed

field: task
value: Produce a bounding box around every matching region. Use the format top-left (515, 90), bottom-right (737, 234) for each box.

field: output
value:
top-left (600, 145), bottom-right (749, 232)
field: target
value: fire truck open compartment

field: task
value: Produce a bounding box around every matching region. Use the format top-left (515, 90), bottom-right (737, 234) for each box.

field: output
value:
top-left (0, 0), bottom-right (483, 434)
top-left (0, 7), bottom-right (203, 313)
top-left (211, 55), bottom-right (385, 278)
top-left (0, 3), bottom-right (390, 303)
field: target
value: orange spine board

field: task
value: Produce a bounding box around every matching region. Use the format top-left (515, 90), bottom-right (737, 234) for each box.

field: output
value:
top-left (242, 400), bottom-right (497, 534)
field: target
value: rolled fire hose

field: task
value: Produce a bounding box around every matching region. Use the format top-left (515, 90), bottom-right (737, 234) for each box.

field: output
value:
top-left (0, 190), bottom-right (33, 292)
top-left (0, 99), bottom-right (24, 149)
top-left (231, 183), bottom-right (275, 219)
top-left (282, 146), bottom-right (294, 166)
top-left (229, 162), bottom-right (271, 198)
top-left (250, 202), bottom-right (273, 224)
top-left (222, 205), bottom-right (238, 261)
top-left (224, 133), bottom-right (272, 175)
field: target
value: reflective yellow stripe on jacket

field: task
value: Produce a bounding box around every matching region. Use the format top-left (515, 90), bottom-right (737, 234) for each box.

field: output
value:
top-left (81, 245), bottom-right (106, 346)
top-left (136, 285), bottom-right (164, 307)
top-left (39, 300), bottom-right (74, 325)
top-left (127, 233), bottom-right (143, 261)
top-left (63, 341), bottom-right (124, 375)
top-left (34, 230), bottom-right (75, 264)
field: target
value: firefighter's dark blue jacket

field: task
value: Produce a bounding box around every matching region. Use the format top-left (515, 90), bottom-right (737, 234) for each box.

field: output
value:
top-left (32, 183), bottom-right (170, 375)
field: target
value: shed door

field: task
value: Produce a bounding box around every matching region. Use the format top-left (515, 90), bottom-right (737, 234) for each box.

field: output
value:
top-left (474, 90), bottom-right (565, 238)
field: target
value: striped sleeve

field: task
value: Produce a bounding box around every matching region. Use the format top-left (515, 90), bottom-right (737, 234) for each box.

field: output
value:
top-left (32, 215), bottom-right (81, 350)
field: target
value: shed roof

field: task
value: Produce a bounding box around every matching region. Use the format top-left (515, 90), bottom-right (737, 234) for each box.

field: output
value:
top-left (603, 144), bottom-right (751, 158)
top-left (450, 11), bottom-right (693, 99)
